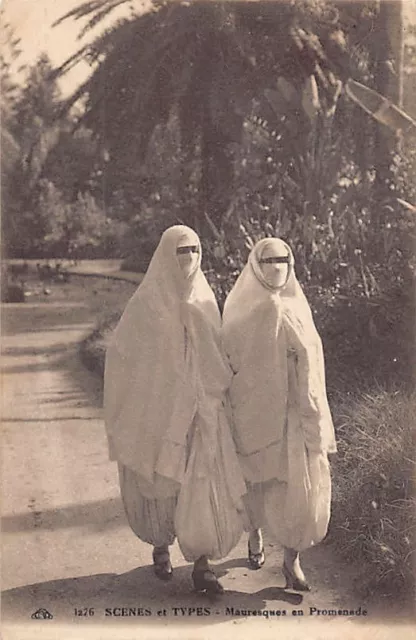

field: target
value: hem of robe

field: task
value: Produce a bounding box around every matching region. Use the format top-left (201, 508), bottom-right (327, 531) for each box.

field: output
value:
top-left (108, 438), bottom-right (187, 492)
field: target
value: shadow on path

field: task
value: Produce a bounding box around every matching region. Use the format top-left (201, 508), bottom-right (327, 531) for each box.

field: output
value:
top-left (1, 561), bottom-right (303, 626)
top-left (1, 416), bottom-right (100, 423)
top-left (1, 303), bottom-right (90, 336)
top-left (2, 498), bottom-right (124, 534)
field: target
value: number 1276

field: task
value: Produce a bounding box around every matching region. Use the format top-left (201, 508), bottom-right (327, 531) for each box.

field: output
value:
top-left (74, 608), bottom-right (95, 616)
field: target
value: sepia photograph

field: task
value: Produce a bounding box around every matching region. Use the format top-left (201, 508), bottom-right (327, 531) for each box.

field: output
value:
top-left (1, 1), bottom-right (415, 639)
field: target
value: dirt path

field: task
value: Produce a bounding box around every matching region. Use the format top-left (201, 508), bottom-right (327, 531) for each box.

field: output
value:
top-left (1, 288), bottom-right (410, 639)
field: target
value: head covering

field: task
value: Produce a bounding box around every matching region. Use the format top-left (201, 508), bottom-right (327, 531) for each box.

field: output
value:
top-left (223, 238), bottom-right (311, 329)
top-left (117, 225), bottom-right (219, 332)
top-left (104, 225), bottom-right (232, 486)
top-left (251, 237), bottom-right (291, 291)
top-left (222, 237), bottom-right (336, 484)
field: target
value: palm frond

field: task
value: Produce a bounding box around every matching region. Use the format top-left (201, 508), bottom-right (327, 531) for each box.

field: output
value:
top-left (52, 45), bottom-right (92, 77)
top-left (76, 1), bottom-right (142, 40)
top-left (54, 0), bottom-right (372, 227)
top-left (52, 0), bottom-right (132, 29)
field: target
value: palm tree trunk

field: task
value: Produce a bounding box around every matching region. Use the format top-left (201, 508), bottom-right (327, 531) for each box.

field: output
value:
top-left (375, 0), bottom-right (404, 196)
top-left (199, 104), bottom-right (234, 235)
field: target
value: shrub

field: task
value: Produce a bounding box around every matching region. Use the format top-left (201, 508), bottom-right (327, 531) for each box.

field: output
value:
top-left (79, 311), bottom-right (121, 382)
top-left (316, 282), bottom-right (415, 395)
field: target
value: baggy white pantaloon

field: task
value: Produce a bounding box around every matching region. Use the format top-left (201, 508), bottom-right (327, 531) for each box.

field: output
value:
top-left (118, 464), bottom-right (177, 547)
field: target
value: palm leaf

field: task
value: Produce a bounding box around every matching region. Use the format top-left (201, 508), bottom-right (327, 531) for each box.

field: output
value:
top-left (346, 79), bottom-right (416, 134)
top-left (52, 0), bottom-right (133, 30)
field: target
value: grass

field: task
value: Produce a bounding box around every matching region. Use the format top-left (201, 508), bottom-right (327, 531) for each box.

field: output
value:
top-left (330, 388), bottom-right (416, 602)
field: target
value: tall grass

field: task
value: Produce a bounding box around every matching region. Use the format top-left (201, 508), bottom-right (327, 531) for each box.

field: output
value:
top-left (330, 389), bottom-right (416, 601)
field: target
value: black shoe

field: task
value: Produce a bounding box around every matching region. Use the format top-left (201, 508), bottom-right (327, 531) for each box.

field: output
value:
top-left (152, 548), bottom-right (173, 581)
top-left (248, 541), bottom-right (265, 570)
top-left (192, 567), bottom-right (224, 595)
top-left (282, 563), bottom-right (311, 592)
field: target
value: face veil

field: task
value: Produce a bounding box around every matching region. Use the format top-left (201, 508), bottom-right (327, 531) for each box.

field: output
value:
top-left (252, 238), bottom-right (291, 290)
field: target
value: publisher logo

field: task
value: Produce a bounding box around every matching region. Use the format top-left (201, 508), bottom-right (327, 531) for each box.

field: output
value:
top-left (31, 608), bottom-right (53, 620)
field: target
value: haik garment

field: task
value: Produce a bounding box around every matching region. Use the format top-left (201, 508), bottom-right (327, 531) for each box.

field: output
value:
top-left (104, 225), bottom-right (246, 558)
top-left (222, 238), bottom-right (336, 550)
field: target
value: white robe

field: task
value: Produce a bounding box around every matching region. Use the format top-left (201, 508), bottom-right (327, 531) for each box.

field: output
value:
top-left (222, 238), bottom-right (336, 551)
top-left (104, 225), bottom-right (246, 558)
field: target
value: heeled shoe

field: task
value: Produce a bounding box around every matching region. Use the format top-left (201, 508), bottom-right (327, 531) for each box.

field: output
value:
top-left (152, 548), bottom-right (173, 581)
top-left (192, 567), bottom-right (224, 595)
top-left (282, 563), bottom-right (311, 592)
top-left (248, 542), bottom-right (265, 570)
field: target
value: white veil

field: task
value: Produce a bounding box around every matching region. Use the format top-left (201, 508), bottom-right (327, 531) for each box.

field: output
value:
top-left (222, 237), bottom-right (336, 484)
top-left (104, 225), bottom-right (231, 485)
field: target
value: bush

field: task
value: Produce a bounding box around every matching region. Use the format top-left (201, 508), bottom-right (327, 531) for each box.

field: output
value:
top-left (119, 207), bottom-right (177, 273)
top-left (330, 389), bottom-right (416, 601)
top-left (79, 312), bottom-right (121, 382)
top-left (120, 243), bottom-right (157, 274)
top-left (2, 283), bottom-right (26, 303)
top-left (202, 215), bottom-right (415, 393)
top-left (315, 282), bottom-right (415, 395)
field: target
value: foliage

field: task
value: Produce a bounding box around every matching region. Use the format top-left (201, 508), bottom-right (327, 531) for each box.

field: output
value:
top-left (37, 181), bottom-right (126, 258)
top-left (58, 0), bottom-right (380, 227)
top-left (3, 54), bottom-right (63, 255)
top-left (0, 12), bottom-right (25, 128)
top-left (12, 54), bottom-right (60, 136)
top-left (55, 1), bottom-right (413, 286)
top-left (80, 314), bottom-right (118, 380)
top-left (330, 389), bottom-right (416, 600)
top-left (11, 54), bottom-right (62, 192)
top-left (39, 125), bottom-right (100, 202)
top-left (317, 282), bottom-right (415, 395)
top-left (1, 14), bottom-right (24, 252)
top-left (197, 81), bottom-right (415, 392)
top-left (201, 93), bottom-right (415, 284)
top-left (2, 51), bottom-right (120, 258)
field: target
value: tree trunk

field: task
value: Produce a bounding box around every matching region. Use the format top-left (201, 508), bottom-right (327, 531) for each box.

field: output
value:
top-left (374, 0), bottom-right (404, 196)
top-left (377, 0), bottom-right (404, 107)
top-left (199, 104), bottom-right (235, 235)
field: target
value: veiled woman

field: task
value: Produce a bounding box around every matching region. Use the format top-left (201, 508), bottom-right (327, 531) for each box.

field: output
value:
top-left (222, 237), bottom-right (336, 590)
top-left (104, 225), bottom-right (245, 595)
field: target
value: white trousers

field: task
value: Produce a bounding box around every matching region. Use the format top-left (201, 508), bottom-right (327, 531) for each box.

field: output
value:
top-left (118, 463), bottom-right (177, 547)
